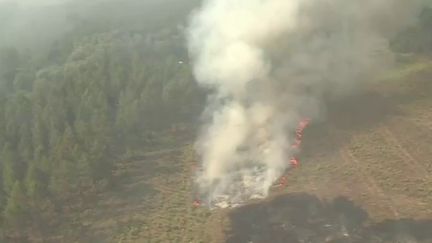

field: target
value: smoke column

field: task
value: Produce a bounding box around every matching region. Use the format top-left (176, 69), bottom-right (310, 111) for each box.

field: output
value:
top-left (187, 0), bottom-right (420, 207)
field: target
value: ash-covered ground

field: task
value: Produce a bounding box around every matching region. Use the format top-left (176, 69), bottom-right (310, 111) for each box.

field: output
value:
top-left (227, 193), bottom-right (432, 243)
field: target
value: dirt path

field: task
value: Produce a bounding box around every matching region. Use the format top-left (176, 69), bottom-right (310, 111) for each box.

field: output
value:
top-left (340, 148), bottom-right (400, 218)
top-left (380, 125), bottom-right (430, 178)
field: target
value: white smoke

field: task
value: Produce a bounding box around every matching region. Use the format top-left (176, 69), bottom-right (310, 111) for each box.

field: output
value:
top-left (187, 0), bottom-right (421, 207)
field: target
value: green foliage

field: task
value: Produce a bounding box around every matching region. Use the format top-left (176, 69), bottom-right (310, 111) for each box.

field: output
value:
top-left (0, 0), bottom-right (208, 240)
top-left (0, 28), bottom-right (204, 238)
top-left (3, 181), bottom-right (28, 228)
top-left (25, 162), bottom-right (48, 199)
top-left (391, 6), bottom-right (432, 55)
top-left (2, 144), bottom-right (19, 195)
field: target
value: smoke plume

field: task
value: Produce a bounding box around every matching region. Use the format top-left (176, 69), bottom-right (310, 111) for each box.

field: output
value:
top-left (187, 0), bottom-right (421, 207)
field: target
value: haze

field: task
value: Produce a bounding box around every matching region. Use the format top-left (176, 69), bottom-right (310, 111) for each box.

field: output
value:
top-left (0, 0), bottom-right (431, 242)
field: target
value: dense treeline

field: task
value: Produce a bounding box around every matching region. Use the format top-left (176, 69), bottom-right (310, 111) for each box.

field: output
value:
top-left (0, 28), bottom-right (204, 238)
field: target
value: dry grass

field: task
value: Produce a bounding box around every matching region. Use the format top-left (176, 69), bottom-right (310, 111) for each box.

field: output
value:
top-left (281, 59), bottom-right (432, 222)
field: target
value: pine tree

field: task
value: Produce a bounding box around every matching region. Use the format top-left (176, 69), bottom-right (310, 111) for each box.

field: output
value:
top-left (25, 163), bottom-right (48, 199)
top-left (49, 126), bottom-right (79, 195)
top-left (3, 181), bottom-right (28, 228)
top-left (2, 144), bottom-right (18, 195)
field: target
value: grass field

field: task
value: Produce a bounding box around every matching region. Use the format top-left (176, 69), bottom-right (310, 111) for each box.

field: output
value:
top-left (54, 58), bottom-right (432, 242)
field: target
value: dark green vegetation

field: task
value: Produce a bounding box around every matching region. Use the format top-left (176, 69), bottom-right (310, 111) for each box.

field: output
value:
top-left (392, 6), bottom-right (432, 55)
top-left (0, 0), bottom-right (431, 242)
top-left (0, 0), bottom-right (204, 241)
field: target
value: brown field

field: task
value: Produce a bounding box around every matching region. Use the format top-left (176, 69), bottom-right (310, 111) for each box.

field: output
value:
top-left (63, 59), bottom-right (432, 242)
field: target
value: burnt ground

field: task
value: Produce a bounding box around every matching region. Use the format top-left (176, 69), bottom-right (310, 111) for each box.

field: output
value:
top-left (227, 63), bottom-right (432, 242)
top-left (227, 193), bottom-right (432, 243)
